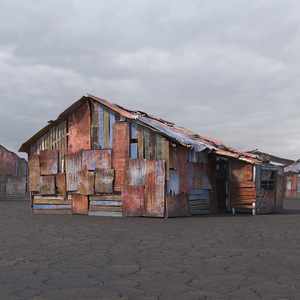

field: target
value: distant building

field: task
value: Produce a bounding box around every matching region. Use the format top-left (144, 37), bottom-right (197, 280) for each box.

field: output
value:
top-left (19, 95), bottom-right (284, 217)
top-left (0, 145), bottom-right (29, 200)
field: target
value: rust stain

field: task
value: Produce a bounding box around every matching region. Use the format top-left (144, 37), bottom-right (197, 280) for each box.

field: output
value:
top-left (121, 185), bottom-right (145, 217)
top-left (71, 193), bottom-right (88, 215)
top-left (82, 150), bottom-right (111, 170)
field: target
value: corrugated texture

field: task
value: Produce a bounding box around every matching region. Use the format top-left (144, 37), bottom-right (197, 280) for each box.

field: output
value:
top-left (40, 150), bottom-right (58, 175)
top-left (166, 193), bottom-right (190, 217)
top-left (0, 145), bottom-right (16, 175)
top-left (166, 169), bottom-right (179, 195)
top-left (121, 185), bottom-right (145, 217)
top-left (71, 194), bottom-right (88, 215)
top-left (77, 170), bottom-right (94, 195)
top-left (6, 175), bottom-right (27, 195)
top-left (144, 160), bottom-right (165, 217)
top-left (55, 173), bottom-right (66, 199)
top-left (28, 155), bottom-right (40, 192)
top-left (127, 159), bottom-right (146, 185)
top-left (177, 146), bottom-right (190, 194)
top-left (82, 149), bottom-right (111, 170)
top-left (231, 159), bottom-right (253, 181)
top-left (68, 102), bottom-right (91, 153)
top-left (95, 168), bottom-right (114, 194)
top-left (65, 152), bottom-right (82, 192)
top-left (39, 175), bottom-right (55, 195)
top-left (112, 122), bottom-right (130, 191)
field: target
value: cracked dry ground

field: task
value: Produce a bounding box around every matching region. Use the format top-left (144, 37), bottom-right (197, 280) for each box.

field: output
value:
top-left (0, 200), bottom-right (300, 300)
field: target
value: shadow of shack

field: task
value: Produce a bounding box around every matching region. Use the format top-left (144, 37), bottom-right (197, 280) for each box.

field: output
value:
top-left (0, 145), bottom-right (29, 201)
top-left (19, 95), bottom-right (284, 217)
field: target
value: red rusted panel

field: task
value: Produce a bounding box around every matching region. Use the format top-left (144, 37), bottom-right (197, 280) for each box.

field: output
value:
top-left (121, 185), bottom-right (145, 216)
top-left (68, 102), bottom-right (91, 153)
top-left (6, 175), bottom-right (27, 195)
top-left (40, 150), bottom-right (58, 175)
top-left (291, 174), bottom-right (298, 191)
top-left (95, 168), bottom-right (114, 194)
top-left (65, 152), bottom-right (82, 191)
top-left (177, 146), bottom-right (190, 194)
top-left (29, 155), bottom-right (40, 192)
top-left (231, 159), bottom-right (253, 181)
top-left (112, 122), bottom-right (130, 191)
top-left (145, 160), bottom-right (165, 217)
top-left (166, 193), bottom-right (190, 217)
top-left (39, 175), bottom-right (55, 195)
top-left (0, 146), bottom-right (16, 175)
top-left (82, 150), bottom-right (111, 170)
top-left (71, 193), bottom-right (88, 215)
top-left (128, 159), bottom-right (146, 185)
top-left (77, 170), bottom-right (94, 195)
top-left (55, 173), bottom-right (66, 199)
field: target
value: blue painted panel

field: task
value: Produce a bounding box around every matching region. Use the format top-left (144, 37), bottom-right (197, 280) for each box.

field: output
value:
top-left (188, 195), bottom-right (209, 200)
top-left (99, 104), bottom-right (105, 148)
top-left (130, 143), bottom-right (138, 159)
top-left (33, 204), bottom-right (72, 209)
top-left (190, 189), bottom-right (209, 195)
top-left (130, 121), bottom-right (138, 139)
top-left (110, 110), bottom-right (115, 148)
top-left (90, 200), bottom-right (122, 206)
top-left (167, 169), bottom-right (180, 195)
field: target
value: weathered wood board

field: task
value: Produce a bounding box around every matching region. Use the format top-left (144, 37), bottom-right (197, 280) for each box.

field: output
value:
top-left (94, 168), bottom-right (114, 194)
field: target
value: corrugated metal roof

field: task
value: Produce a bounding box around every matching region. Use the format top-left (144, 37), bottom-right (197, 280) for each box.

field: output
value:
top-left (284, 159), bottom-right (300, 173)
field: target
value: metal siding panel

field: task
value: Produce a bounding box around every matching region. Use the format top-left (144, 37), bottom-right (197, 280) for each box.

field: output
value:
top-left (166, 169), bottom-right (179, 195)
top-left (71, 194), bottom-right (88, 214)
top-left (55, 173), bottom-right (66, 199)
top-left (145, 160), bottom-right (165, 217)
top-left (110, 110), bottom-right (115, 148)
top-left (128, 159), bottom-right (146, 185)
top-left (112, 122), bottom-right (130, 191)
top-left (95, 168), bottom-right (114, 194)
top-left (0, 146), bottom-right (16, 175)
top-left (40, 150), bottom-right (58, 175)
top-left (177, 146), bottom-right (190, 194)
top-left (231, 159), bottom-right (253, 181)
top-left (6, 175), bottom-right (27, 195)
top-left (77, 170), bottom-right (94, 195)
top-left (103, 107), bottom-right (110, 149)
top-left (65, 152), bottom-right (82, 191)
top-left (162, 138), bottom-right (170, 180)
top-left (39, 175), bottom-right (55, 195)
top-left (149, 132), bottom-right (157, 160)
top-left (121, 185), bottom-right (145, 217)
top-left (99, 104), bottom-right (105, 149)
top-left (91, 101), bottom-right (100, 149)
top-left (166, 193), bottom-right (190, 217)
top-left (29, 155), bottom-right (40, 192)
top-left (82, 149), bottom-right (112, 170)
top-left (67, 102), bottom-right (91, 153)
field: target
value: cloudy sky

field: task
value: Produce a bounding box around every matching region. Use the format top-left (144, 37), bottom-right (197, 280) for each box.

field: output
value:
top-left (1, 0), bottom-right (300, 160)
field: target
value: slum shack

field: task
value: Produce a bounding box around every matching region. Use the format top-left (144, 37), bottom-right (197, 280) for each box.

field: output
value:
top-left (284, 160), bottom-right (300, 200)
top-left (0, 145), bottom-right (29, 200)
top-left (19, 95), bottom-right (284, 217)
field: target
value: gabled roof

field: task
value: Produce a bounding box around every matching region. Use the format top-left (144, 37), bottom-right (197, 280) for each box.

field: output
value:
top-left (284, 159), bottom-right (300, 173)
top-left (19, 94), bottom-right (260, 163)
top-left (247, 150), bottom-right (294, 167)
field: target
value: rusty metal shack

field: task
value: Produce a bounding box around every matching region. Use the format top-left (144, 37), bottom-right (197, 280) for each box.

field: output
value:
top-left (0, 145), bottom-right (29, 200)
top-left (19, 95), bottom-right (284, 217)
top-left (284, 160), bottom-right (300, 200)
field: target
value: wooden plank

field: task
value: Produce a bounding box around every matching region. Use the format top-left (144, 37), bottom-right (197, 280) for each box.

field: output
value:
top-left (33, 198), bottom-right (71, 205)
top-left (68, 101), bottom-right (91, 153)
top-left (149, 132), bottom-right (157, 160)
top-left (95, 168), bottom-right (114, 194)
top-left (88, 211), bottom-right (122, 217)
top-left (166, 193), bottom-right (190, 217)
top-left (55, 173), bottom-right (66, 199)
top-left (137, 125), bottom-right (144, 159)
top-left (112, 122), bottom-right (130, 191)
top-left (71, 194), bottom-right (88, 214)
top-left (169, 144), bottom-right (177, 169)
top-left (58, 121), bottom-right (67, 173)
top-left (103, 106), bottom-right (110, 149)
top-left (33, 204), bottom-right (72, 210)
top-left (128, 159), bottom-right (146, 185)
top-left (230, 181), bottom-right (255, 187)
top-left (189, 189), bottom-right (209, 195)
top-left (29, 155), bottom-right (40, 192)
top-left (32, 209), bottom-right (72, 214)
top-left (89, 205), bottom-right (122, 212)
top-left (65, 152), bottom-right (82, 191)
top-left (82, 149), bottom-right (111, 170)
top-left (39, 175), bottom-right (55, 195)
top-left (90, 100), bottom-right (100, 149)
top-left (177, 146), bottom-right (190, 194)
top-left (110, 110), bottom-right (115, 148)
top-left (144, 128), bottom-right (150, 160)
top-left (121, 185), bottom-right (145, 217)
top-left (77, 170), bottom-right (94, 195)
top-left (90, 200), bottom-right (121, 206)
top-left (231, 188), bottom-right (256, 196)
top-left (231, 204), bottom-right (256, 209)
top-left (162, 138), bottom-right (170, 180)
top-left (188, 195), bottom-right (209, 200)
top-left (145, 160), bottom-right (165, 217)
top-left (89, 194), bottom-right (121, 201)
top-left (231, 199), bottom-right (257, 203)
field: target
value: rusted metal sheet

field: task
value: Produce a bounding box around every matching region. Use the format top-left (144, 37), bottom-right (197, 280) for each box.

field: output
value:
top-left (127, 159), bottom-right (146, 185)
top-left (291, 174), bottom-right (298, 191)
top-left (188, 190), bottom-right (210, 215)
top-left (166, 169), bottom-right (179, 195)
top-left (112, 122), bottom-right (130, 191)
top-left (65, 152), bottom-right (82, 191)
top-left (121, 185), bottom-right (145, 216)
top-left (55, 173), bottom-right (66, 199)
top-left (77, 170), bottom-right (94, 195)
top-left (29, 155), bottom-right (40, 192)
top-left (40, 175), bottom-right (55, 195)
top-left (166, 193), bottom-right (190, 217)
top-left (144, 160), bottom-right (165, 217)
top-left (95, 168), bottom-right (114, 194)
top-left (82, 149), bottom-right (111, 170)
top-left (0, 146), bottom-right (16, 175)
top-left (40, 150), bottom-right (58, 175)
top-left (6, 175), bottom-right (27, 195)
top-left (68, 101), bottom-right (91, 153)
top-left (162, 138), bottom-right (170, 180)
top-left (149, 132), bottom-right (157, 160)
top-left (71, 193), bottom-right (88, 214)
top-left (177, 146), bottom-right (190, 194)
top-left (231, 159), bottom-right (253, 181)
top-left (144, 128), bottom-right (150, 160)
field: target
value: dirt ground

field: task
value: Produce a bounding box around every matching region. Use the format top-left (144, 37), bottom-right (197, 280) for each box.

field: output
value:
top-left (0, 200), bottom-right (299, 300)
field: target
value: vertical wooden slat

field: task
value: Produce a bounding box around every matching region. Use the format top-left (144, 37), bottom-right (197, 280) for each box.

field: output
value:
top-left (71, 194), bottom-right (88, 215)
top-left (177, 146), bottom-right (190, 194)
top-left (149, 132), bottom-right (157, 160)
top-left (138, 125), bottom-right (144, 159)
top-left (29, 155), bottom-right (40, 192)
top-left (122, 185), bottom-right (145, 217)
top-left (56, 173), bottom-right (67, 199)
top-left (144, 128), bottom-right (150, 160)
top-left (82, 149), bottom-right (111, 170)
top-left (112, 122), bottom-right (130, 191)
top-left (128, 159), bottom-right (146, 185)
top-left (162, 138), bottom-right (170, 180)
top-left (99, 104), bottom-right (104, 149)
top-left (104, 107), bottom-right (110, 149)
top-left (110, 110), bottom-right (115, 148)
top-left (65, 152), bottom-right (82, 191)
top-left (90, 101), bottom-right (100, 150)
top-left (144, 160), bottom-right (165, 217)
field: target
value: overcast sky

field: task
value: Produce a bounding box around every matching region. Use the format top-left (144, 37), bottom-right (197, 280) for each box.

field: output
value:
top-left (1, 0), bottom-right (300, 160)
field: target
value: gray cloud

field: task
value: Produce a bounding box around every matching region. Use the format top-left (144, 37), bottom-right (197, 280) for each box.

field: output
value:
top-left (1, 0), bottom-right (300, 159)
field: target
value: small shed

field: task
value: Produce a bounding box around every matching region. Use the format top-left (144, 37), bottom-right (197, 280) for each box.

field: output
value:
top-left (19, 95), bottom-right (284, 217)
top-left (0, 145), bottom-right (29, 200)
top-left (284, 160), bottom-right (300, 200)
